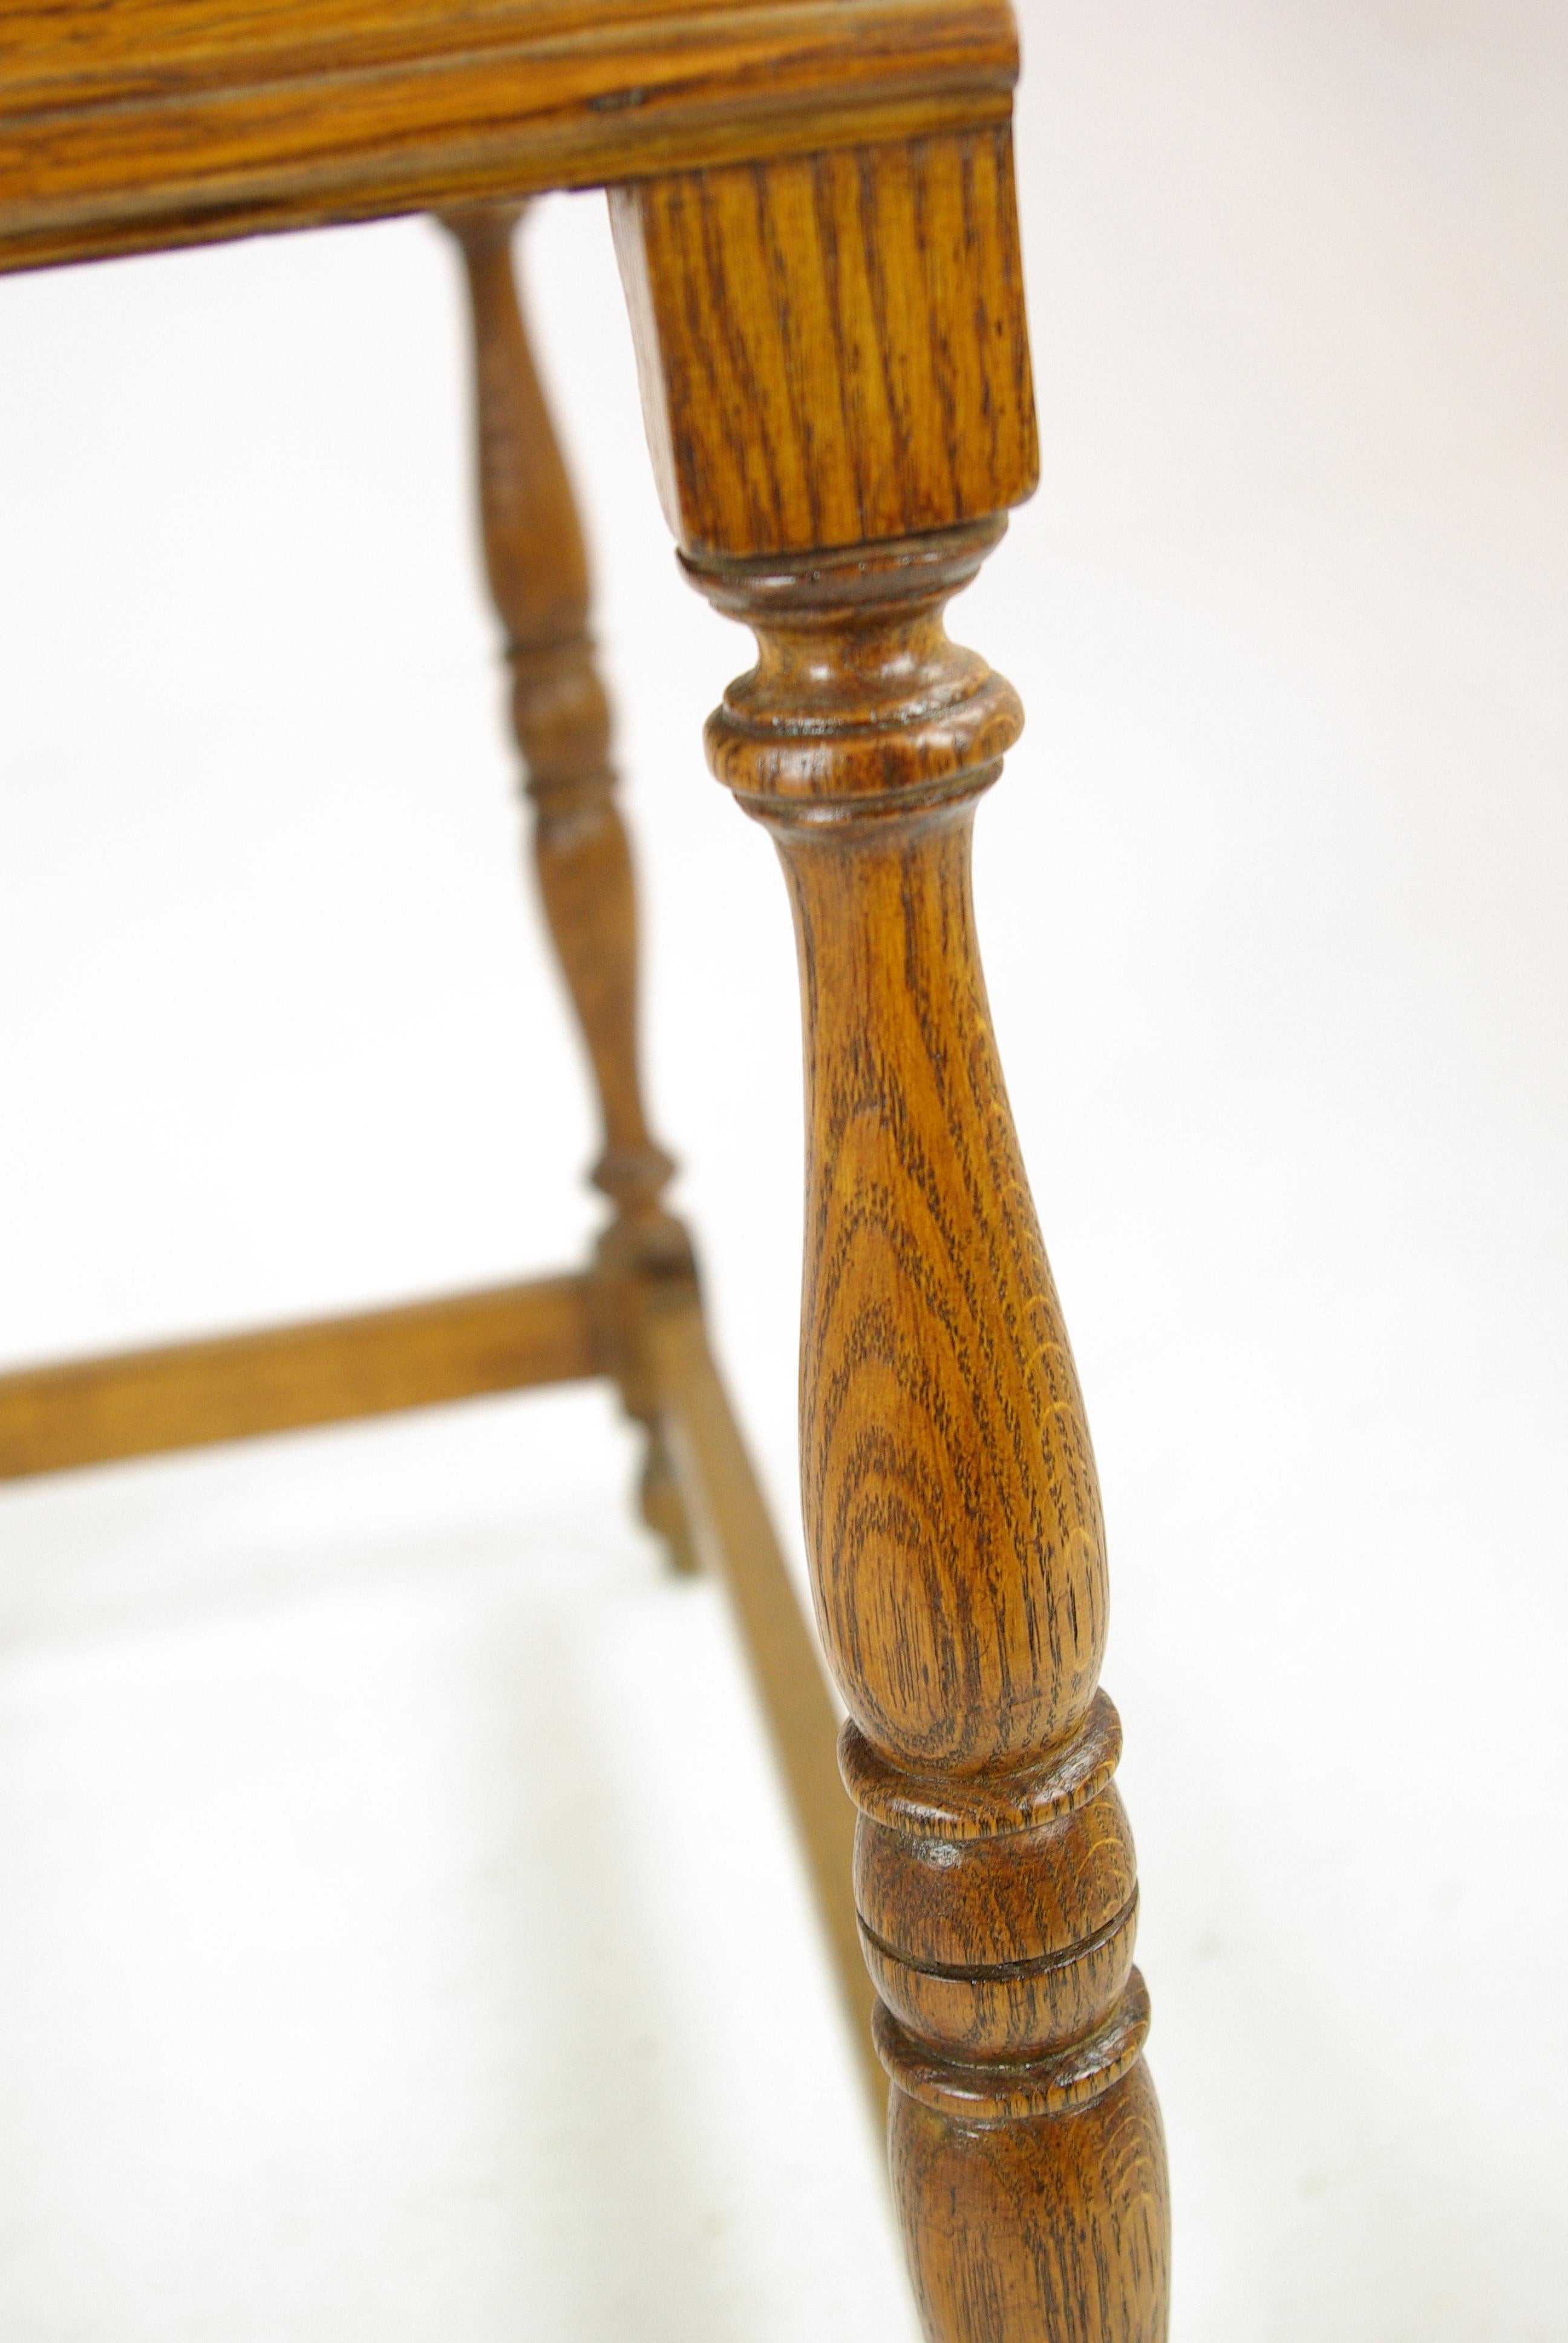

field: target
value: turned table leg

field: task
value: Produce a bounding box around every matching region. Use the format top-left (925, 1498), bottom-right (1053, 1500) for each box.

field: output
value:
top-left (443, 204), bottom-right (694, 1566)
top-left (616, 129), bottom-right (1170, 2341)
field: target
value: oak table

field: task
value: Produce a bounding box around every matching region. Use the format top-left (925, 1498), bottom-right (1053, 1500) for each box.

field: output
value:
top-left (0, 5), bottom-right (1169, 2336)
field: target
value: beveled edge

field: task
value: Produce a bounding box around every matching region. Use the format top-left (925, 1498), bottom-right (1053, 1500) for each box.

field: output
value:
top-left (841, 1691), bottom-right (1124, 1843)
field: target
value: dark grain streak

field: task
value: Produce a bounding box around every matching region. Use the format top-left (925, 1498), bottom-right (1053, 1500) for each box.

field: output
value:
top-left (613, 128), bottom-right (1037, 555)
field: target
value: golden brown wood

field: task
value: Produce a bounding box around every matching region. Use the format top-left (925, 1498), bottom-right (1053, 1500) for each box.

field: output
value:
top-left (892, 2054), bottom-right (1169, 2342)
top-left (611, 126), bottom-right (1038, 557)
top-left (3, 4), bottom-right (1177, 2310)
top-left (617, 113), bottom-right (1173, 2331)
top-left (638, 1278), bottom-right (887, 2121)
top-left (672, 444), bottom-right (1169, 2331)
top-left (446, 202), bottom-right (675, 1228)
top-left (445, 200), bottom-right (696, 1567)
top-left (0, 0), bottom-right (1018, 275)
top-left (0, 1275), bottom-right (597, 1479)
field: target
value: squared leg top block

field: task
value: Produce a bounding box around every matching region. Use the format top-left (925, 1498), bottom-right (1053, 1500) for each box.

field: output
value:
top-left (612, 126), bottom-right (1038, 557)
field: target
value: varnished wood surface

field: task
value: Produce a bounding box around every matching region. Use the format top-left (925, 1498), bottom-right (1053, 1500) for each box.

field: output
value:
top-left (612, 126), bottom-right (1037, 557)
top-left (641, 1283), bottom-right (886, 2120)
top-left (0, 0), bottom-right (1017, 275)
top-left (692, 522), bottom-right (1099, 1773)
top-left (1, 14), bottom-right (1175, 2307)
top-left (682, 510), bottom-right (1169, 2336)
top-left (0, 1275), bottom-right (596, 1479)
top-left (893, 2054), bottom-right (1169, 2342)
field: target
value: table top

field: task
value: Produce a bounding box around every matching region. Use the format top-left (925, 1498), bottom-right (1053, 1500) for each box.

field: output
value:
top-left (0, 0), bottom-right (1017, 274)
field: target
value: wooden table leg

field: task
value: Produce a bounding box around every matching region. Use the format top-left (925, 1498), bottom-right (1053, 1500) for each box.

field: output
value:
top-left (615, 129), bottom-right (1171, 2341)
top-left (443, 203), bottom-right (696, 1568)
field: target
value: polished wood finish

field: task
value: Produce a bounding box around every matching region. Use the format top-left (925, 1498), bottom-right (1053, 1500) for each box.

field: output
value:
top-left (4, 0), bottom-right (1175, 2321)
top-left (0, 1276), bottom-right (596, 1479)
top-left (0, 0), bottom-right (1018, 276)
top-left (642, 119), bottom-right (1167, 2315)
top-left (445, 199), bottom-right (695, 1567)
top-left (611, 126), bottom-right (1037, 557)
top-left (672, 373), bottom-right (1169, 2331)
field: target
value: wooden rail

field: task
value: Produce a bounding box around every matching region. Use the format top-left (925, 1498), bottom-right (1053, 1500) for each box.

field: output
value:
top-left (0, 1274), bottom-right (598, 1479)
top-left (0, 1259), bottom-right (882, 2128)
top-left (642, 1288), bottom-right (885, 2124)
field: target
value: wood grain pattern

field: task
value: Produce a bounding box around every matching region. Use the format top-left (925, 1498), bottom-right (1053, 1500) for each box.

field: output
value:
top-left (612, 126), bottom-right (1037, 556)
top-left (892, 2055), bottom-right (1169, 2343)
top-left (0, 1275), bottom-right (596, 1478)
top-left (684, 519), bottom-right (1169, 2339)
top-left (0, 0), bottom-right (1018, 275)
top-left (4, 5), bottom-right (1174, 2307)
top-left (691, 523), bottom-right (1099, 1772)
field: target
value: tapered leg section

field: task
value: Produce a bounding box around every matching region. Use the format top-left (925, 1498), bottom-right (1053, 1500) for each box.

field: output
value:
top-left (890, 2058), bottom-right (1169, 2343)
top-left (685, 521), bottom-right (1170, 2341)
top-left (444, 203), bottom-right (693, 1567)
top-left (620, 127), bottom-right (1169, 2332)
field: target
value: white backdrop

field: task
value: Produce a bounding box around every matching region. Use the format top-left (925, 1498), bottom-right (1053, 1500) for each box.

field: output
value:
top-left (1, 4), bottom-right (1564, 2338)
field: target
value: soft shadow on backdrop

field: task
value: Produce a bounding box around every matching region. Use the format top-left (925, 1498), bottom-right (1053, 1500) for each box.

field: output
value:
top-left (1, 4), bottom-right (1563, 2338)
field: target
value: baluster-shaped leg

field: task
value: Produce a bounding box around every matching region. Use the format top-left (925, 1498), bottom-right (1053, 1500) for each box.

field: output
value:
top-left (615, 130), bottom-right (1170, 2339)
top-left (443, 203), bottom-right (694, 1567)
